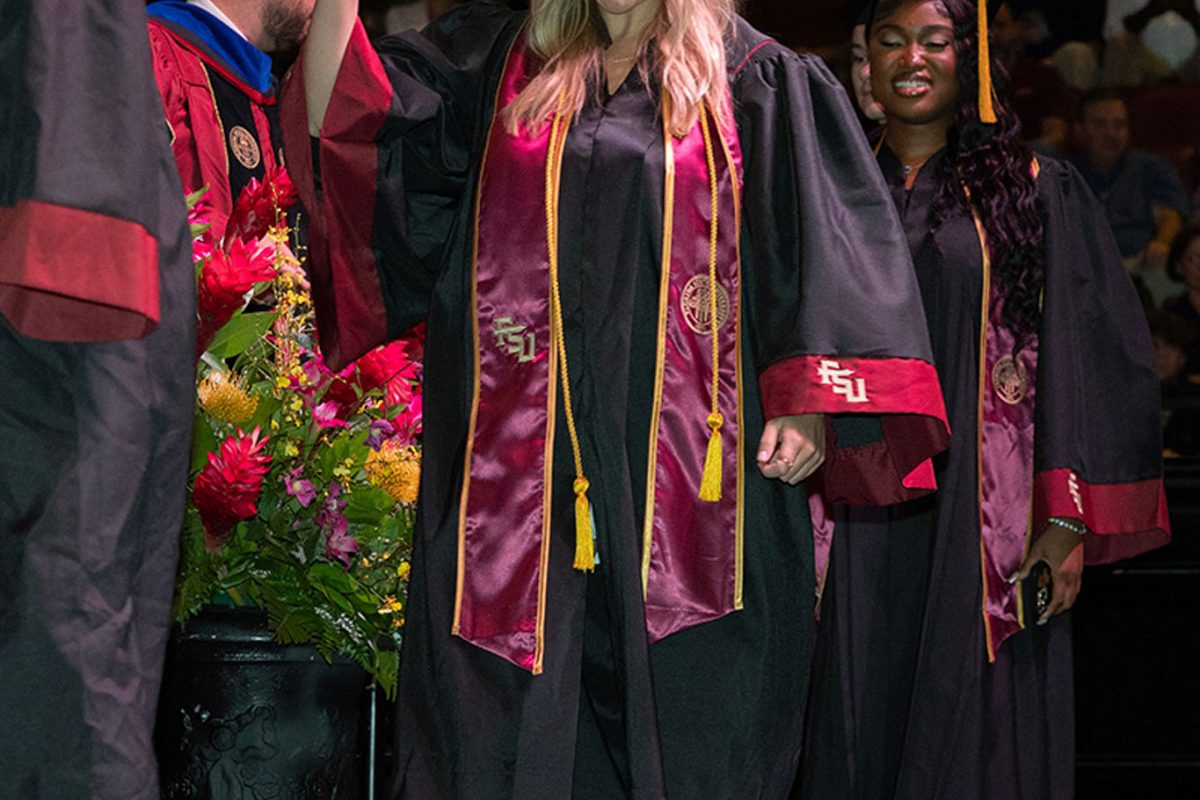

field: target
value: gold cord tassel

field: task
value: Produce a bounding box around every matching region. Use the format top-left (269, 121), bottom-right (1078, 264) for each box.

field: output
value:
top-left (699, 412), bottom-right (724, 502)
top-left (977, 0), bottom-right (997, 123)
top-left (572, 478), bottom-right (595, 571)
top-left (546, 96), bottom-right (597, 571)
top-left (697, 107), bottom-right (724, 502)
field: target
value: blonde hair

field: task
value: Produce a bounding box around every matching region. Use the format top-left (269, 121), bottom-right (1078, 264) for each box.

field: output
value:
top-left (504, 0), bottom-right (737, 137)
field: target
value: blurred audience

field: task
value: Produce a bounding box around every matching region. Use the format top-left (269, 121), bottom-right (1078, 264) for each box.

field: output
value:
top-left (1069, 89), bottom-right (1191, 302)
top-left (1149, 307), bottom-right (1200, 454)
top-left (1103, 0), bottom-right (1200, 86)
top-left (993, 2), bottom-right (1076, 154)
top-left (1163, 225), bottom-right (1200, 336)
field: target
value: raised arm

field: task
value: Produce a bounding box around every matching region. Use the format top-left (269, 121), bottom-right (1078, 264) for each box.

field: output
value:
top-left (304, 0), bottom-right (360, 135)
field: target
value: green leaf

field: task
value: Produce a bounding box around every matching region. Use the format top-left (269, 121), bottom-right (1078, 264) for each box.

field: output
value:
top-left (376, 650), bottom-right (400, 699)
top-left (309, 561), bottom-right (357, 594)
top-left (205, 310), bottom-right (278, 359)
top-left (190, 413), bottom-right (219, 474)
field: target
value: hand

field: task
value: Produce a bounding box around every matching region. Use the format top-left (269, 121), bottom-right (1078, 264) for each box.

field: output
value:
top-left (1012, 522), bottom-right (1085, 624)
top-left (756, 414), bottom-right (825, 484)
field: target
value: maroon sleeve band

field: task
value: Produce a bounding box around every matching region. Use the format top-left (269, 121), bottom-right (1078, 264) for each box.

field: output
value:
top-left (280, 20), bottom-right (392, 370)
top-left (0, 200), bottom-right (159, 341)
top-left (1033, 467), bottom-right (1171, 565)
top-left (760, 355), bottom-right (950, 506)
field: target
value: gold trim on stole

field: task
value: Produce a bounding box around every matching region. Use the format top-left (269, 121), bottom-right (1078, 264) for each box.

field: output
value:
top-left (971, 209), bottom-right (998, 664)
top-left (640, 103), bottom-right (745, 606)
top-left (715, 115), bottom-right (746, 609)
top-left (641, 99), bottom-right (677, 594)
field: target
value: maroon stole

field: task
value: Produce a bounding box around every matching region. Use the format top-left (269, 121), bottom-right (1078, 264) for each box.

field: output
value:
top-left (451, 37), bottom-right (743, 673)
top-left (969, 183), bottom-right (1041, 660)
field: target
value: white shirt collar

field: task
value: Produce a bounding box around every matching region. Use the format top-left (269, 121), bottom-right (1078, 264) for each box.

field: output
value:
top-left (187, 0), bottom-right (250, 43)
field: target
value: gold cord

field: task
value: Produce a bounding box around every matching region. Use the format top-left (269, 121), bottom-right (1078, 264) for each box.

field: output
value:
top-left (545, 96), bottom-right (595, 571)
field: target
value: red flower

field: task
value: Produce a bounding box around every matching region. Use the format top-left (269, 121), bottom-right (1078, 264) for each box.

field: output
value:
top-left (192, 427), bottom-right (272, 550)
top-left (226, 165), bottom-right (299, 243)
top-left (195, 237), bottom-right (276, 358)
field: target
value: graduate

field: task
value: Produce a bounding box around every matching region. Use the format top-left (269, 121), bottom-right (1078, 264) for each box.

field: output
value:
top-left (284, 0), bottom-right (951, 796)
top-left (799, 2), bottom-right (1170, 798)
top-left (0, 1), bottom-right (194, 797)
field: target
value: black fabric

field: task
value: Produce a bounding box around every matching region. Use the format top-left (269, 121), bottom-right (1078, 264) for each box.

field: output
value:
top-left (0, 1), bottom-right (195, 798)
top-left (797, 149), bottom-right (1151, 800)
top-left (308, 6), bottom-right (925, 798)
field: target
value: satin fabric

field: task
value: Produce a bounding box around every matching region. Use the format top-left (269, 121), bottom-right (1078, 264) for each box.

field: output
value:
top-left (0, 2), bottom-right (195, 797)
top-left (799, 146), bottom-right (1167, 800)
top-left (979, 298), bottom-right (1039, 656)
top-left (281, 7), bottom-right (945, 797)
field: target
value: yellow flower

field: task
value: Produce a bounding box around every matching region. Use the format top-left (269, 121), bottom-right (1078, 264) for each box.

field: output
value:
top-left (364, 443), bottom-right (421, 504)
top-left (397, 561), bottom-right (411, 582)
top-left (198, 373), bottom-right (258, 424)
top-left (275, 376), bottom-right (291, 390)
top-left (283, 442), bottom-right (299, 458)
top-left (378, 595), bottom-right (404, 615)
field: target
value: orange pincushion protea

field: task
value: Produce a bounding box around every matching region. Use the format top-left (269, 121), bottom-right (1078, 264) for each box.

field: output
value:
top-left (364, 442), bottom-right (421, 504)
top-left (198, 372), bottom-right (258, 424)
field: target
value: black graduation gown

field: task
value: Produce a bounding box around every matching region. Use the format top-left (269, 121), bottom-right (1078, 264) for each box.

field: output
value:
top-left (0, 1), bottom-right (195, 797)
top-left (281, 7), bottom-right (943, 799)
top-left (799, 149), bottom-right (1166, 800)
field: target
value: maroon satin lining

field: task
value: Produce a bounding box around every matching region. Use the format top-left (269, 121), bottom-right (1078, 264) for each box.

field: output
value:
top-left (455, 38), bottom-right (554, 673)
top-left (456, 37), bottom-right (749, 671)
top-left (643, 105), bottom-right (743, 643)
top-left (979, 301), bottom-right (1039, 658)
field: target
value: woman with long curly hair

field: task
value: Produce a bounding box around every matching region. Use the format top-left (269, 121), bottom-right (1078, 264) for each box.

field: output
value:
top-left (799, 2), bottom-right (1169, 798)
top-left (285, 0), bottom-right (954, 796)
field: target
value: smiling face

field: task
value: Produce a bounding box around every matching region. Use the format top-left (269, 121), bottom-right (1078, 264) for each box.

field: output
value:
top-left (869, 0), bottom-right (960, 128)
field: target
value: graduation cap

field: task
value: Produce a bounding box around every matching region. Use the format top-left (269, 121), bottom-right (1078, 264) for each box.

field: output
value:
top-left (864, 0), bottom-right (1002, 124)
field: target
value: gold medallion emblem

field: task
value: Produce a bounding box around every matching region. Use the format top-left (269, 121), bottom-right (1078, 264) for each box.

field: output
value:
top-left (229, 125), bottom-right (261, 170)
top-left (680, 275), bottom-right (731, 335)
top-left (991, 355), bottom-right (1028, 405)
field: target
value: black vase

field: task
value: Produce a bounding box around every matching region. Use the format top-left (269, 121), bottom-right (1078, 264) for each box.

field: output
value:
top-left (154, 606), bottom-right (394, 799)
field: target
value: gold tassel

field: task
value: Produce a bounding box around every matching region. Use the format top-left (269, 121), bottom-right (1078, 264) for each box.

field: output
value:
top-left (573, 477), bottom-right (595, 572)
top-left (977, 0), bottom-right (997, 124)
top-left (699, 412), bottom-right (724, 502)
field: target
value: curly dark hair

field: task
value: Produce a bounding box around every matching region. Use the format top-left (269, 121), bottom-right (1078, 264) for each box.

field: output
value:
top-left (873, 0), bottom-right (1046, 348)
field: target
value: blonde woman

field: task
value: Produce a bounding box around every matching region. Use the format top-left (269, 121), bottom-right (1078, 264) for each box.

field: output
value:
top-left (285, 0), bottom-right (949, 796)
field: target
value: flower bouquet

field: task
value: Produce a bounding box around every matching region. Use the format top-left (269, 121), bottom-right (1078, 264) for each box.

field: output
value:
top-left (175, 169), bottom-right (421, 696)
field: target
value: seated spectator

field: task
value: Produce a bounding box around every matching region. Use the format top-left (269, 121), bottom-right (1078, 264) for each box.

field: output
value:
top-left (1070, 89), bottom-right (1191, 302)
top-left (993, 2), bottom-right (1077, 154)
top-left (1103, 0), bottom-right (1200, 86)
top-left (1149, 309), bottom-right (1200, 454)
top-left (1163, 224), bottom-right (1200, 342)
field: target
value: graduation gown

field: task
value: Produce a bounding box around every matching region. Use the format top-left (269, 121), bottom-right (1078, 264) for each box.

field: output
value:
top-left (281, 6), bottom-right (948, 798)
top-left (0, 0), bottom-right (195, 797)
top-left (799, 150), bottom-right (1169, 800)
top-left (147, 0), bottom-right (285, 238)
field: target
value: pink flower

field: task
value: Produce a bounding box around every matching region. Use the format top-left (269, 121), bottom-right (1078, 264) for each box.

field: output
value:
top-left (312, 401), bottom-right (349, 429)
top-left (284, 467), bottom-right (316, 508)
top-left (195, 237), bottom-right (276, 358)
top-left (315, 484), bottom-right (357, 567)
top-left (226, 165), bottom-right (299, 243)
top-left (192, 427), bottom-right (272, 550)
top-left (324, 525), bottom-right (359, 568)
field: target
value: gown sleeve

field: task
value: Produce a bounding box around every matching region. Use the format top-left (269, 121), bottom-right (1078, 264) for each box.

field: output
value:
top-left (731, 37), bottom-right (949, 505)
top-left (280, 6), bottom-right (519, 369)
top-left (1034, 158), bottom-right (1171, 563)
